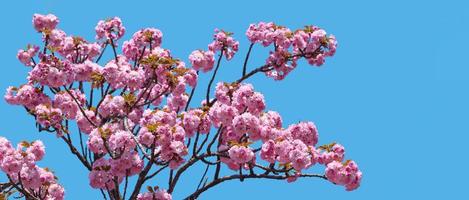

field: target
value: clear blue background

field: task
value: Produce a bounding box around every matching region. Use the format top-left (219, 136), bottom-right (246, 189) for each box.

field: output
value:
top-left (1, 0), bottom-right (468, 199)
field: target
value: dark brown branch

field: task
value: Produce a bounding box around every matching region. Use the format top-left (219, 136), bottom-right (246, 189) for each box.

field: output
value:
top-left (60, 136), bottom-right (92, 170)
top-left (167, 156), bottom-right (199, 193)
top-left (196, 164), bottom-right (210, 191)
top-left (95, 42), bottom-right (108, 63)
top-left (192, 131), bottom-right (200, 157)
top-left (123, 172), bottom-right (129, 200)
top-left (242, 43), bottom-right (255, 76)
top-left (196, 132), bottom-right (210, 155)
top-left (109, 39), bottom-right (119, 63)
top-left (206, 49), bottom-right (224, 104)
top-left (184, 173), bottom-right (327, 200)
top-left (206, 127), bottom-right (223, 154)
top-left (144, 165), bottom-right (169, 181)
top-left (128, 144), bottom-right (157, 200)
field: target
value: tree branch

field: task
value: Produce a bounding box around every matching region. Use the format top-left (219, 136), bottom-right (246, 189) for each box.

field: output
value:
top-left (184, 173), bottom-right (327, 200)
top-left (60, 135), bottom-right (92, 171)
top-left (206, 49), bottom-right (224, 104)
top-left (242, 43), bottom-right (254, 76)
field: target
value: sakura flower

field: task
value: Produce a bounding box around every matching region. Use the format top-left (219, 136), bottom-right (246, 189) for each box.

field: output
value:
top-left (17, 45), bottom-right (39, 66)
top-left (189, 50), bottom-right (215, 72)
top-left (325, 160), bottom-right (362, 191)
top-left (98, 95), bottom-right (126, 118)
top-left (26, 140), bottom-right (45, 161)
top-left (28, 56), bottom-right (75, 88)
top-left (137, 188), bottom-right (172, 200)
top-left (53, 90), bottom-right (86, 120)
top-left (228, 145), bottom-right (254, 164)
top-left (208, 29), bottom-right (239, 60)
top-left (95, 17), bottom-right (125, 41)
top-left (32, 13), bottom-right (59, 32)
top-left (34, 104), bottom-right (63, 131)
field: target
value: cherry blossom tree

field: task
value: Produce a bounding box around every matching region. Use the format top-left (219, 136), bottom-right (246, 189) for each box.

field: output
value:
top-left (0, 14), bottom-right (361, 200)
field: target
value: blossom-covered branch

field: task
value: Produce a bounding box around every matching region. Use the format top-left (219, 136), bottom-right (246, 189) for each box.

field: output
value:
top-left (2, 14), bottom-right (362, 200)
top-left (0, 137), bottom-right (65, 200)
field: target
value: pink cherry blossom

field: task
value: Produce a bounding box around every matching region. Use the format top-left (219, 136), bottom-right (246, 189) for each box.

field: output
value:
top-left (208, 29), bottom-right (239, 60)
top-left (74, 60), bottom-right (102, 82)
top-left (232, 112), bottom-right (260, 136)
top-left (260, 140), bottom-right (276, 163)
top-left (265, 49), bottom-right (297, 80)
top-left (246, 22), bottom-right (275, 45)
top-left (181, 109), bottom-right (203, 137)
top-left (34, 104), bottom-right (63, 132)
top-left (4, 84), bottom-right (51, 109)
top-left (89, 158), bottom-right (117, 189)
top-left (288, 121), bottom-right (319, 146)
top-left (137, 188), bottom-right (172, 200)
top-left (0, 150), bottom-right (23, 174)
top-left (0, 137), bottom-right (65, 199)
top-left (76, 110), bottom-right (101, 134)
top-left (87, 128), bottom-right (106, 154)
top-left (98, 95), bottom-right (125, 118)
top-left (108, 130), bottom-right (136, 152)
top-left (33, 13), bottom-right (59, 32)
top-left (95, 17), bottom-right (125, 41)
top-left (209, 102), bottom-right (239, 127)
top-left (17, 45), bottom-right (39, 66)
top-left (189, 50), bottom-right (215, 72)
top-left (102, 56), bottom-right (133, 89)
top-left (26, 140), bottom-right (45, 161)
top-left (317, 143), bottom-right (345, 165)
top-left (48, 183), bottom-right (66, 200)
top-left (53, 89), bottom-right (86, 119)
top-left (228, 145), bottom-right (254, 164)
top-left (29, 55), bottom-right (75, 88)
top-left (58, 36), bottom-right (102, 61)
top-left (325, 160), bottom-right (362, 191)
top-left (132, 28), bottom-right (163, 48)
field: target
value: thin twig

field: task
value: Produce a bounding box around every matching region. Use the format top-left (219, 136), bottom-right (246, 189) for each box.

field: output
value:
top-left (196, 164), bottom-right (210, 190)
top-left (242, 43), bottom-right (254, 76)
top-left (206, 49), bottom-right (224, 103)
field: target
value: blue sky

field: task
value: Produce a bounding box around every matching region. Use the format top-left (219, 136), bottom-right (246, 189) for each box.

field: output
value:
top-left (1, 0), bottom-right (468, 199)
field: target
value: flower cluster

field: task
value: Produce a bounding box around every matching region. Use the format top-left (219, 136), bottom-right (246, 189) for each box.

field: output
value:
top-left (5, 84), bottom-right (51, 109)
top-left (34, 104), bottom-right (64, 133)
top-left (89, 151), bottom-right (143, 189)
top-left (208, 29), bottom-right (239, 60)
top-left (187, 29), bottom-right (240, 73)
top-left (58, 36), bottom-right (102, 62)
top-left (32, 13), bottom-right (59, 32)
top-left (246, 22), bottom-right (337, 80)
top-left (0, 137), bottom-right (65, 200)
top-left (180, 108), bottom-right (211, 136)
top-left (138, 109), bottom-right (189, 169)
top-left (326, 160), bottom-right (362, 191)
top-left (74, 60), bottom-right (102, 82)
top-left (95, 17), bottom-right (126, 41)
top-left (17, 45), bottom-right (39, 66)
top-left (29, 55), bottom-right (75, 88)
top-left (188, 50), bottom-right (215, 72)
top-left (53, 90), bottom-right (86, 119)
top-left (137, 187), bottom-right (172, 200)
top-left (103, 56), bottom-right (140, 90)
top-left (123, 28), bottom-right (163, 60)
